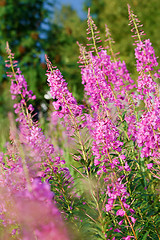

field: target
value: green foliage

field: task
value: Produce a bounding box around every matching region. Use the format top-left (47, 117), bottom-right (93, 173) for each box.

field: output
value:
top-left (84, 0), bottom-right (160, 74)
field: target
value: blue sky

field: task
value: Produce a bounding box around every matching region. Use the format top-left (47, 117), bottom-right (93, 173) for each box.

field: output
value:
top-left (57, 0), bottom-right (86, 19)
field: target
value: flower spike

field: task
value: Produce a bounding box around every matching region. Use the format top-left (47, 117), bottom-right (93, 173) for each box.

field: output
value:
top-left (87, 8), bottom-right (103, 55)
top-left (128, 4), bottom-right (145, 44)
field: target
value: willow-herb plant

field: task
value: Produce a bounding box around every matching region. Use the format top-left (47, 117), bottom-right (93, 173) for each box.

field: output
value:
top-left (0, 5), bottom-right (160, 240)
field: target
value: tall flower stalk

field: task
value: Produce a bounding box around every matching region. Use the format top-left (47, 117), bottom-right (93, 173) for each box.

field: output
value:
top-left (1, 6), bottom-right (160, 240)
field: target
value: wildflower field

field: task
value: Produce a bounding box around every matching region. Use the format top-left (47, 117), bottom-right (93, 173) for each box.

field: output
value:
top-left (0, 6), bottom-right (160, 240)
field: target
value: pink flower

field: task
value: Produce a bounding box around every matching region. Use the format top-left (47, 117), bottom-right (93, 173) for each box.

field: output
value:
top-left (120, 155), bottom-right (126, 160)
top-left (124, 162), bottom-right (131, 171)
top-left (136, 109), bottom-right (160, 158)
top-left (122, 236), bottom-right (134, 240)
top-left (130, 216), bottom-right (136, 224)
top-left (106, 204), bottom-right (112, 212)
top-left (147, 163), bottom-right (153, 169)
top-left (81, 50), bottom-right (134, 112)
top-left (46, 64), bottom-right (84, 121)
top-left (116, 209), bottom-right (125, 217)
top-left (118, 220), bottom-right (124, 225)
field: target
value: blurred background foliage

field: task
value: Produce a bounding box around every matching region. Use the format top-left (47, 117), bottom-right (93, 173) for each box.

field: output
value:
top-left (0, 0), bottom-right (160, 149)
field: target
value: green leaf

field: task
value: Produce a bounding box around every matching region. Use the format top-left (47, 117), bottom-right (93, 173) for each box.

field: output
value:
top-left (142, 231), bottom-right (150, 240)
top-left (122, 110), bottom-right (127, 120)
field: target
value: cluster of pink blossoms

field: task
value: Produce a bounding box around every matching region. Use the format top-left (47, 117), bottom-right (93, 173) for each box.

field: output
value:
top-left (86, 113), bottom-right (133, 221)
top-left (46, 67), bottom-right (84, 119)
top-left (6, 52), bottom-right (55, 171)
top-left (87, 114), bottom-right (122, 166)
top-left (136, 99), bottom-right (160, 158)
top-left (80, 49), bottom-right (135, 228)
top-left (0, 164), bottom-right (69, 240)
top-left (81, 50), bottom-right (135, 112)
top-left (133, 37), bottom-right (160, 159)
top-left (135, 39), bottom-right (159, 96)
top-left (10, 68), bottom-right (36, 102)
